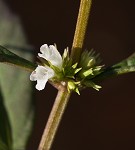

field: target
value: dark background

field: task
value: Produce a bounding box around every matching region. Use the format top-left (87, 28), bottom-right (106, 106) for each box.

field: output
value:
top-left (7, 0), bottom-right (135, 149)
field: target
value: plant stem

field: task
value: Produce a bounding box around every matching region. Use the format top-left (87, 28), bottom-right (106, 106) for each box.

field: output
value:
top-left (71, 0), bottom-right (92, 63)
top-left (38, 87), bottom-right (71, 150)
top-left (38, 0), bottom-right (92, 149)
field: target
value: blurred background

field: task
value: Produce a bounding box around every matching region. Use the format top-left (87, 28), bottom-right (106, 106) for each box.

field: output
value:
top-left (1, 0), bottom-right (135, 149)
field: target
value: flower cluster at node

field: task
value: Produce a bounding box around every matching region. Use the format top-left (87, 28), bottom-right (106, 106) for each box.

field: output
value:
top-left (30, 44), bottom-right (103, 93)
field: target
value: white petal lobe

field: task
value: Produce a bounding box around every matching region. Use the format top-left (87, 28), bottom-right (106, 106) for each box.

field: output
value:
top-left (38, 44), bottom-right (62, 68)
top-left (30, 65), bottom-right (55, 90)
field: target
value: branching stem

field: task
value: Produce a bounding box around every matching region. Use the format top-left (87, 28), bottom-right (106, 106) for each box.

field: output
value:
top-left (38, 0), bottom-right (92, 149)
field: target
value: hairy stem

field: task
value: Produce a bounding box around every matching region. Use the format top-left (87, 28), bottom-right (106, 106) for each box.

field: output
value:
top-left (71, 0), bottom-right (92, 63)
top-left (38, 87), bottom-right (71, 150)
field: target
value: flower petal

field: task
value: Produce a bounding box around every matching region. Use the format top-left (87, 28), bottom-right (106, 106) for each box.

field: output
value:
top-left (30, 65), bottom-right (55, 90)
top-left (30, 71), bottom-right (37, 81)
top-left (36, 78), bottom-right (48, 90)
top-left (45, 65), bottom-right (55, 78)
top-left (38, 44), bottom-right (62, 68)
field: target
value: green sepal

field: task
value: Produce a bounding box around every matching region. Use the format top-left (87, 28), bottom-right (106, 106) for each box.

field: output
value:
top-left (63, 61), bottom-right (80, 79)
top-left (67, 81), bottom-right (76, 91)
top-left (48, 63), bottom-right (65, 80)
top-left (79, 50), bottom-right (101, 69)
top-left (75, 88), bottom-right (80, 95)
top-left (86, 65), bottom-right (104, 79)
top-left (72, 63), bottom-right (78, 69)
top-left (62, 48), bottom-right (70, 68)
top-left (93, 65), bottom-right (103, 72)
top-left (0, 45), bottom-right (37, 72)
top-left (62, 49), bottom-right (83, 78)
top-left (83, 80), bottom-right (102, 91)
top-left (80, 68), bottom-right (93, 78)
top-left (62, 47), bottom-right (69, 60)
top-left (78, 65), bottom-right (103, 79)
top-left (67, 81), bottom-right (80, 95)
top-left (74, 68), bottom-right (82, 74)
top-left (48, 62), bottom-right (61, 73)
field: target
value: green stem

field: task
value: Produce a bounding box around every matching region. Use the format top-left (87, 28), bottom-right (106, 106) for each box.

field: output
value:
top-left (38, 87), bottom-right (71, 150)
top-left (71, 0), bottom-right (92, 63)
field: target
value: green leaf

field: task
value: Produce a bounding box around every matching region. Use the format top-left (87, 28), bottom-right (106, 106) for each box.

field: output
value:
top-left (0, 64), bottom-right (35, 150)
top-left (92, 53), bottom-right (135, 82)
top-left (0, 45), bottom-right (36, 72)
top-left (0, 1), bottom-right (36, 149)
top-left (0, 91), bottom-right (13, 150)
top-left (0, 140), bottom-right (9, 150)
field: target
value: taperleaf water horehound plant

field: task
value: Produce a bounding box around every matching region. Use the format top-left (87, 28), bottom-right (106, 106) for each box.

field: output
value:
top-left (0, 0), bottom-right (135, 150)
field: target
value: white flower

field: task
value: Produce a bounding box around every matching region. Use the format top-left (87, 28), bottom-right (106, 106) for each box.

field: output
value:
top-left (30, 44), bottom-right (63, 90)
top-left (38, 44), bottom-right (62, 69)
top-left (30, 65), bottom-right (54, 90)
